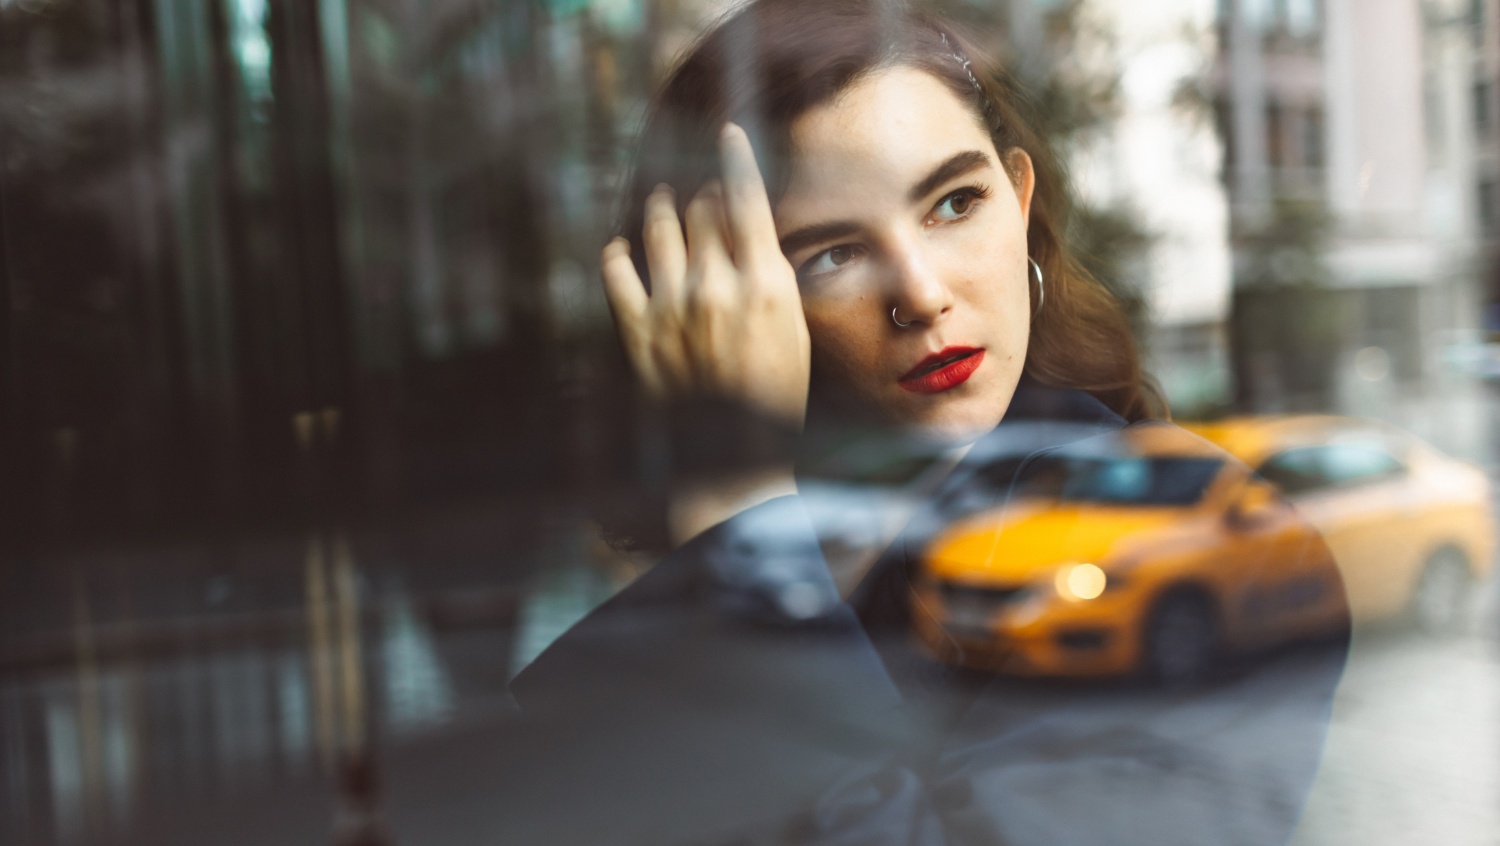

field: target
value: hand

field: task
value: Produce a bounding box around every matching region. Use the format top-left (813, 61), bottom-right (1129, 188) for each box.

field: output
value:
top-left (601, 123), bottom-right (812, 431)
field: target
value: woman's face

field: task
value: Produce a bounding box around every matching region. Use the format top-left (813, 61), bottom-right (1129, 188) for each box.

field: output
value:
top-left (773, 66), bottom-right (1035, 443)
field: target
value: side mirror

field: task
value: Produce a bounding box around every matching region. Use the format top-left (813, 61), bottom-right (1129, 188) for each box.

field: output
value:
top-left (1227, 483), bottom-right (1280, 530)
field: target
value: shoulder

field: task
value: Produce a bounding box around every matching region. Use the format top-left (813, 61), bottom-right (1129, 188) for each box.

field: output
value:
top-left (1003, 379), bottom-right (1130, 428)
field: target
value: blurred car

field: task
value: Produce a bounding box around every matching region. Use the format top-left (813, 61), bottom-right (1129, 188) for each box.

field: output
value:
top-left (1432, 328), bottom-right (1500, 381)
top-left (1184, 416), bottom-right (1494, 631)
top-left (912, 424), bottom-right (1351, 682)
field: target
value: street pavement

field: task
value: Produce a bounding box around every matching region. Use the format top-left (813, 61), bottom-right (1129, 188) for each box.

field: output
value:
top-left (1291, 592), bottom-right (1500, 845)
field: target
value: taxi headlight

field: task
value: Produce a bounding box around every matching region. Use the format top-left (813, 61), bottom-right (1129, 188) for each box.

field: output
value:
top-left (1054, 562), bottom-right (1108, 601)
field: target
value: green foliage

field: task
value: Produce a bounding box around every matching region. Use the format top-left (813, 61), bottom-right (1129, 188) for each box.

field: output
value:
top-left (1229, 200), bottom-right (1340, 406)
top-left (1235, 199), bottom-right (1333, 288)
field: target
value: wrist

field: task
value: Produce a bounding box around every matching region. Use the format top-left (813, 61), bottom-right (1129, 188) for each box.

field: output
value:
top-left (659, 395), bottom-right (803, 547)
top-left (667, 465), bottom-right (797, 548)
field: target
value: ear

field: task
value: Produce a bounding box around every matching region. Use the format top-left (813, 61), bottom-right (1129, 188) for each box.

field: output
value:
top-left (1003, 147), bottom-right (1036, 230)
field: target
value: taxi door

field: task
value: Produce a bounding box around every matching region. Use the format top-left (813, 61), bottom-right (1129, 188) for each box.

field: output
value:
top-left (1265, 443), bottom-right (1416, 623)
top-left (1219, 474), bottom-right (1345, 646)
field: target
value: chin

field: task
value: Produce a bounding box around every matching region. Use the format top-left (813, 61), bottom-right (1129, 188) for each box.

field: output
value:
top-left (809, 374), bottom-right (1016, 443)
top-left (904, 414), bottom-right (996, 446)
top-left (891, 393), bottom-right (1011, 446)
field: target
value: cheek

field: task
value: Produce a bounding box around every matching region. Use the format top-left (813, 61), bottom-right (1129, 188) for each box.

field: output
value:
top-left (801, 298), bottom-right (884, 383)
top-left (957, 228), bottom-right (1029, 327)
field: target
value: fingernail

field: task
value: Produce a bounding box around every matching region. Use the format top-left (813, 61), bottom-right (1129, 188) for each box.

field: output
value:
top-left (652, 183), bottom-right (674, 196)
top-left (720, 122), bottom-right (742, 140)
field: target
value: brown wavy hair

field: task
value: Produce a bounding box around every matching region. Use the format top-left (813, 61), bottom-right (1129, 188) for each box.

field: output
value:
top-left (618, 0), bottom-right (1159, 423)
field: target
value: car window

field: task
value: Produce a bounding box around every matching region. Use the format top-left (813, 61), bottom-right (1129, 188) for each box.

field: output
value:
top-left (1256, 447), bottom-right (1328, 495)
top-left (1319, 442), bottom-right (1404, 486)
top-left (1016, 456), bottom-right (1225, 506)
top-left (1258, 442), bottom-right (1404, 495)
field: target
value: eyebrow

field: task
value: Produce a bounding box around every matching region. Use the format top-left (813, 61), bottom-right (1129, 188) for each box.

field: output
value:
top-left (777, 150), bottom-right (996, 258)
top-left (907, 149), bottom-right (994, 203)
top-left (778, 221), bottom-right (862, 259)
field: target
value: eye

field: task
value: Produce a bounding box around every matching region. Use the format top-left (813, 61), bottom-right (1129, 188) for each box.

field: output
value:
top-left (931, 185), bottom-right (991, 223)
top-left (799, 244), bottom-right (862, 278)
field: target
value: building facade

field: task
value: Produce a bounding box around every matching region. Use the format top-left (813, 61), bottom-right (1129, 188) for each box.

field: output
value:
top-left (1214, 0), bottom-right (1499, 446)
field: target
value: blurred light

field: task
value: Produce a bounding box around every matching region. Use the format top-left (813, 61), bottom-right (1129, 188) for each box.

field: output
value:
top-left (1055, 563), bottom-right (1108, 601)
top-left (778, 580), bottom-right (833, 620)
top-left (231, 0), bottom-right (272, 101)
top-left (293, 412), bottom-right (315, 452)
top-left (1354, 346), bottom-right (1391, 381)
top-left (320, 407), bottom-right (341, 442)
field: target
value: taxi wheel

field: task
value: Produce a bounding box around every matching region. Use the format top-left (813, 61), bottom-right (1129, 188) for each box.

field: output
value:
top-left (1142, 591), bottom-right (1219, 685)
top-left (1410, 550), bottom-right (1471, 636)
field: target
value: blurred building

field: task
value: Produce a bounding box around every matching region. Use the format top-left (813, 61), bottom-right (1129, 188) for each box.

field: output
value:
top-left (1213, 0), bottom-right (1499, 433)
top-left (1438, 0), bottom-right (1500, 323)
top-left (1066, 0), bottom-right (1236, 415)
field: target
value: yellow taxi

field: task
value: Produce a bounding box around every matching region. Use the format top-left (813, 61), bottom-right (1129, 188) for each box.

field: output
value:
top-left (1184, 416), bottom-right (1494, 631)
top-left (913, 424), bottom-right (1350, 681)
top-left (913, 418), bottom-right (1493, 681)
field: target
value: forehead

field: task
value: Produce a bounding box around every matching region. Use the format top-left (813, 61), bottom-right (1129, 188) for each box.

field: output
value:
top-left (775, 66), bottom-right (996, 223)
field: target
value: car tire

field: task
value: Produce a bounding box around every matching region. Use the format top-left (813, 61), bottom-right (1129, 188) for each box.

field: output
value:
top-left (1142, 590), bottom-right (1219, 685)
top-left (1410, 550), bottom-right (1471, 636)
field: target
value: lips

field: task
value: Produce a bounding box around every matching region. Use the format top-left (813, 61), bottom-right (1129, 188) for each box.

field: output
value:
top-left (899, 347), bottom-right (985, 394)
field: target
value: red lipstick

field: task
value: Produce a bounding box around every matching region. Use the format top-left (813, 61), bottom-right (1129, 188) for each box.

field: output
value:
top-left (898, 347), bottom-right (984, 394)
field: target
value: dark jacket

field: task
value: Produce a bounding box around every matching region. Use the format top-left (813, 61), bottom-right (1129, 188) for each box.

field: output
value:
top-left (495, 383), bottom-right (1349, 846)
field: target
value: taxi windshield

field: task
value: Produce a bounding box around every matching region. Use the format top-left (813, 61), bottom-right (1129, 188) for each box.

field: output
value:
top-left (1019, 456), bottom-right (1225, 506)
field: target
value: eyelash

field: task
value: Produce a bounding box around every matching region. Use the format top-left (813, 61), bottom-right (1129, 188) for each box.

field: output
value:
top-left (933, 184), bottom-right (992, 222)
top-left (795, 183), bottom-right (994, 282)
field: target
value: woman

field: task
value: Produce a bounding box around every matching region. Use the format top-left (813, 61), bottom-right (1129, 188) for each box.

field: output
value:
top-left (496, 2), bottom-right (1347, 843)
top-left (599, 0), bottom-right (1153, 553)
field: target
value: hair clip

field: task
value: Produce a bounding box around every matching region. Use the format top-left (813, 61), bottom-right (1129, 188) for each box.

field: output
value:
top-left (939, 32), bottom-right (983, 96)
top-left (939, 31), bottom-right (994, 122)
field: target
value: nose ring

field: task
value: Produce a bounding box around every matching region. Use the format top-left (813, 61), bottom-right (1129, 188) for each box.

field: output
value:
top-left (891, 307), bottom-right (912, 328)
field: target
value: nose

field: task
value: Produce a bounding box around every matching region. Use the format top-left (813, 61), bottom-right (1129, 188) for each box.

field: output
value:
top-left (886, 235), bottom-right (953, 328)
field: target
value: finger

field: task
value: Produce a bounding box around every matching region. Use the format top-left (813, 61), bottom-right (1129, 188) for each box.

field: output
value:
top-left (718, 123), bottom-right (779, 260)
top-left (684, 181), bottom-right (731, 271)
top-left (600, 237), bottom-right (649, 338)
top-left (642, 184), bottom-right (687, 313)
top-left (601, 238), bottom-right (667, 397)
